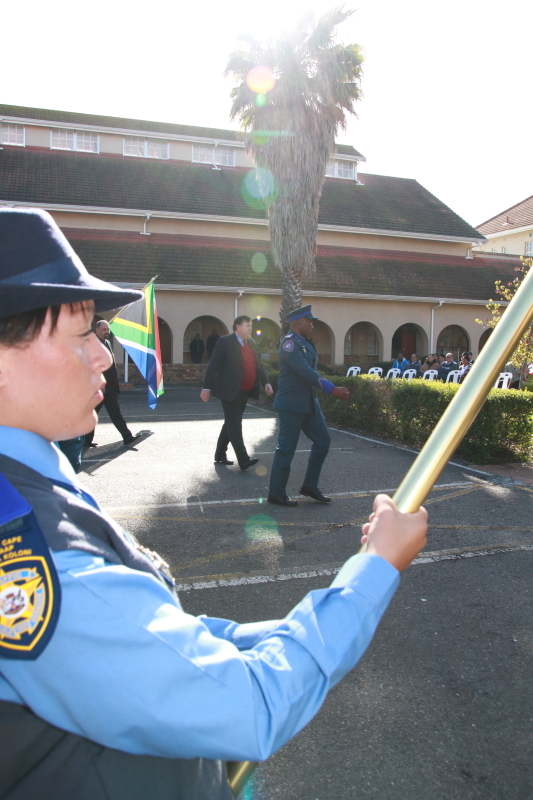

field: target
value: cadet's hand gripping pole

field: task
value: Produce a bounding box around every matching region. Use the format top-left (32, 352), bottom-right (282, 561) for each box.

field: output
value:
top-left (228, 265), bottom-right (533, 797)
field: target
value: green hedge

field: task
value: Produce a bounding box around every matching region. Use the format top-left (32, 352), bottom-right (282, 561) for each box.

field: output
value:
top-left (262, 372), bottom-right (533, 463)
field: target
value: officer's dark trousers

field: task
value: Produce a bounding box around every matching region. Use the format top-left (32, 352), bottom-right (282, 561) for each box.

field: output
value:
top-left (215, 390), bottom-right (251, 466)
top-left (269, 409), bottom-right (331, 497)
top-left (85, 387), bottom-right (132, 445)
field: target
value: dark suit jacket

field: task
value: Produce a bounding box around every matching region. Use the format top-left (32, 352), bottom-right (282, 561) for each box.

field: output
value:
top-left (102, 338), bottom-right (120, 394)
top-left (202, 333), bottom-right (268, 402)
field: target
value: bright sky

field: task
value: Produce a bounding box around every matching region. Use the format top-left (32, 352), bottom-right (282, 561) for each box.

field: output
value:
top-left (3, 0), bottom-right (531, 228)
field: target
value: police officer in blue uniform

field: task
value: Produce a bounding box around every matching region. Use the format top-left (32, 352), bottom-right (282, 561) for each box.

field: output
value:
top-left (0, 210), bottom-right (428, 800)
top-left (268, 305), bottom-right (350, 507)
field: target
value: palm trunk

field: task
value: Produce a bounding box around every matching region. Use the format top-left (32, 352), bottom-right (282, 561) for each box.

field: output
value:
top-left (280, 268), bottom-right (302, 331)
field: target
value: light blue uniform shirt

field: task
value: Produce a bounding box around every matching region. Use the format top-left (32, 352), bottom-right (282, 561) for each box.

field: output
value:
top-left (0, 426), bottom-right (400, 761)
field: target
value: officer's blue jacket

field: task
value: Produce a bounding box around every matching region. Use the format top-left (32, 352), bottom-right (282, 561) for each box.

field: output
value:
top-left (274, 333), bottom-right (333, 414)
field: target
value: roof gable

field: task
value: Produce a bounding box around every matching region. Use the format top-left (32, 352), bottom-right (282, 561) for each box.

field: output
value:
top-left (477, 194), bottom-right (533, 235)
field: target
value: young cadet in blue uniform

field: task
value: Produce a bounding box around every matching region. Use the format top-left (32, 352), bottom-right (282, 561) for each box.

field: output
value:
top-left (268, 305), bottom-right (350, 507)
top-left (0, 209), bottom-right (428, 799)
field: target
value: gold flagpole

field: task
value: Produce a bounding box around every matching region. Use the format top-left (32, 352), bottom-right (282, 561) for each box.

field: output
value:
top-left (108, 275), bottom-right (158, 323)
top-left (227, 265), bottom-right (533, 798)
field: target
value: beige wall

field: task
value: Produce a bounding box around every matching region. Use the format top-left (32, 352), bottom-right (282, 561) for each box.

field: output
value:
top-left (317, 229), bottom-right (470, 257)
top-left (476, 228), bottom-right (533, 257)
top-left (119, 290), bottom-right (486, 366)
top-left (24, 125), bottom-right (51, 148)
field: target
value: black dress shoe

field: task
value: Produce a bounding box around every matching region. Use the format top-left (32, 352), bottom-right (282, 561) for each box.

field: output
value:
top-left (214, 455), bottom-right (234, 465)
top-left (84, 442), bottom-right (98, 448)
top-left (123, 433), bottom-right (142, 446)
top-left (240, 458), bottom-right (259, 471)
top-left (299, 486), bottom-right (331, 503)
top-left (267, 494), bottom-right (298, 507)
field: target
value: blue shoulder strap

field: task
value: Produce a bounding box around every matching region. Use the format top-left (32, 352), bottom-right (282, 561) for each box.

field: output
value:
top-left (0, 472), bottom-right (61, 660)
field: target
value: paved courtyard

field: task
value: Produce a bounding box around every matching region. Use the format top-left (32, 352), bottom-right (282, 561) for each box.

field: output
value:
top-left (79, 386), bottom-right (533, 800)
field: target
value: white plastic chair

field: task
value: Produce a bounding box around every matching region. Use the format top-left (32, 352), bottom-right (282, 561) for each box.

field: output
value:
top-left (386, 368), bottom-right (401, 379)
top-left (402, 368), bottom-right (418, 380)
top-left (446, 370), bottom-right (462, 384)
top-left (367, 367), bottom-right (383, 377)
top-left (346, 366), bottom-right (361, 377)
top-left (423, 370), bottom-right (438, 381)
top-left (494, 372), bottom-right (513, 389)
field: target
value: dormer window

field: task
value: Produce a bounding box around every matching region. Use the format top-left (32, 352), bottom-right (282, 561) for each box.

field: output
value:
top-left (192, 144), bottom-right (236, 167)
top-left (1, 124), bottom-right (25, 146)
top-left (51, 128), bottom-right (99, 153)
top-left (123, 136), bottom-right (169, 159)
top-left (326, 159), bottom-right (356, 180)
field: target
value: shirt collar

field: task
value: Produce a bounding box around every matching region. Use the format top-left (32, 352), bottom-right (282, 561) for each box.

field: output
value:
top-left (235, 333), bottom-right (246, 347)
top-left (0, 426), bottom-right (78, 487)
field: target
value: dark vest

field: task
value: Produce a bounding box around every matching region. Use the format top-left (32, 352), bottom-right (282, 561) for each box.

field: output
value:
top-left (0, 455), bottom-right (231, 800)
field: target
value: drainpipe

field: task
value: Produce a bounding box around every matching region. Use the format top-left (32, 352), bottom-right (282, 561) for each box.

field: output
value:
top-left (235, 289), bottom-right (244, 320)
top-left (430, 301), bottom-right (444, 352)
top-left (140, 213), bottom-right (152, 236)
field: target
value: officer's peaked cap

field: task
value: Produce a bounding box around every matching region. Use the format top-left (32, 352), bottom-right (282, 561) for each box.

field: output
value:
top-left (0, 208), bottom-right (143, 319)
top-left (285, 304), bottom-right (319, 322)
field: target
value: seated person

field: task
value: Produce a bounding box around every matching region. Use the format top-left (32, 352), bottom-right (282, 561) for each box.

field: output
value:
top-left (403, 352), bottom-right (422, 376)
top-left (420, 354), bottom-right (438, 374)
top-left (437, 352), bottom-right (458, 381)
top-left (392, 350), bottom-right (410, 372)
top-left (0, 209), bottom-right (428, 798)
top-left (458, 352), bottom-right (473, 383)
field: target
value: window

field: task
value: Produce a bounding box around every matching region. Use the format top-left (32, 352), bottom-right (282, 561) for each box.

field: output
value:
top-left (344, 332), bottom-right (351, 356)
top-left (491, 248), bottom-right (497, 253)
top-left (526, 241), bottom-right (533, 256)
top-left (325, 159), bottom-right (355, 180)
top-left (502, 246), bottom-right (507, 254)
top-left (1, 124), bottom-right (25, 146)
top-left (51, 128), bottom-right (99, 153)
top-left (124, 136), bottom-right (169, 159)
top-left (192, 144), bottom-right (236, 167)
top-left (367, 329), bottom-right (379, 355)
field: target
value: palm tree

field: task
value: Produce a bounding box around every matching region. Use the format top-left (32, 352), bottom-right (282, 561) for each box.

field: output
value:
top-left (226, 6), bottom-right (363, 326)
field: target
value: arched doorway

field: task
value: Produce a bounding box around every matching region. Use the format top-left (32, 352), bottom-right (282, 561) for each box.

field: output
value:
top-left (479, 328), bottom-right (492, 353)
top-left (252, 317), bottom-right (280, 361)
top-left (391, 324), bottom-right (428, 361)
top-left (158, 317), bottom-right (172, 364)
top-left (310, 320), bottom-right (334, 364)
top-left (437, 325), bottom-right (469, 361)
top-left (344, 321), bottom-right (383, 368)
top-left (183, 316), bottom-right (228, 363)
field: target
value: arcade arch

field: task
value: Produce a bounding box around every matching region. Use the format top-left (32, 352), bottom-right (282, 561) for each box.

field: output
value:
top-left (436, 325), bottom-right (469, 361)
top-left (311, 319), bottom-right (334, 364)
top-left (479, 328), bottom-right (492, 353)
top-left (344, 321), bottom-right (383, 364)
top-left (251, 317), bottom-right (280, 360)
top-left (183, 316), bottom-right (228, 363)
top-left (391, 323), bottom-right (428, 360)
top-left (158, 317), bottom-right (172, 364)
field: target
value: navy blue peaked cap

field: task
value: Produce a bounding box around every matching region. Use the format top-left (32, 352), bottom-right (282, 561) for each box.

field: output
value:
top-left (285, 304), bottom-right (319, 322)
top-left (0, 208), bottom-right (142, 319)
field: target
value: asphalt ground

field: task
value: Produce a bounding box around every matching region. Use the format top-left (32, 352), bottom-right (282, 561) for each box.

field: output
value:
top-left (79, 386), bottom-right (533, 800)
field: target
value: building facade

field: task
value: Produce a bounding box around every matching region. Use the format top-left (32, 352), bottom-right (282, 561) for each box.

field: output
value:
top-left (475, 194), bottom-right (533, 259)
top-left (1, 103), bottom-right (520, 369)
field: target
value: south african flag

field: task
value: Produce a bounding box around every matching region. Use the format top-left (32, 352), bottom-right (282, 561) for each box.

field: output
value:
top-left (109, 279), bottom-right (164, 409)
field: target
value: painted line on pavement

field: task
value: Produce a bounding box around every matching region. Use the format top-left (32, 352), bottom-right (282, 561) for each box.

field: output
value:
top-left (175, 542), bottom-right (533, 591)
top-left (328, 427), bottom-right (497, 478)
top-left (103, 481), bottom-right (474, 511)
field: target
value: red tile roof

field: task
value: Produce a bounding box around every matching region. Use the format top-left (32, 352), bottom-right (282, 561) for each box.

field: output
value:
top-left (63, 229), bottom-right (518, 301)
top-left (477, 194), bottom-right (533, 235)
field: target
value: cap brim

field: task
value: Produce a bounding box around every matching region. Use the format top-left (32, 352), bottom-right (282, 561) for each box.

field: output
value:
top-left (0, 280), bottom-right (143, 319)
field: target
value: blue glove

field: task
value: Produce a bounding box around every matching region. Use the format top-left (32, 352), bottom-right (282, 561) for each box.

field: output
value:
top-left (318, 378), bottom-right (335, 395)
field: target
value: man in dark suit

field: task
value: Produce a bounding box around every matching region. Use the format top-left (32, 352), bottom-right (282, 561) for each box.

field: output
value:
top-left (84, 321), bottom-right (141, 447)
top-left (201, 315), bottom-right (273, 469)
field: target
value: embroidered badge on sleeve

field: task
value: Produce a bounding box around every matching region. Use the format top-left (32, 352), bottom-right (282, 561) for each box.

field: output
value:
top-left (283, 340), bottom-right (295, 352)
top-left (0, 474), bottom-right (61, 660)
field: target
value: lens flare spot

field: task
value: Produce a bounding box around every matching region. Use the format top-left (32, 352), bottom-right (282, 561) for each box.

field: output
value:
top-left (241, 168), bottom-right (278, 210)
top-left (256, 329), bottom-right (262, 336)
top-left (255, 465), bottom-right (267, 476)
top-left (246, 66), bottom-right (275, 94)
top-left (245, 513), bottom-right (279, 541)
top-left (251, 252), bottom-right (268, 273)
top-left (255, 93), bottom-right (268, 107)
top-left (250, 295), bottom-right (269, 315)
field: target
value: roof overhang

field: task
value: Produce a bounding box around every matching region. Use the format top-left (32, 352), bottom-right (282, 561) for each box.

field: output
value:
top-left (115, 282), bottom-right (499, 306)
top-left (0, 199), bottom-right (486, 246)
top-left (478, 224), bottom-right (533, 240)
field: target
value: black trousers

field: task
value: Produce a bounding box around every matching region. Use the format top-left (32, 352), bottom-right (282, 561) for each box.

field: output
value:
top-left (215, 390), bottom-right (252, 467)
top-left (85, 387), bottom-right (132, 444)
